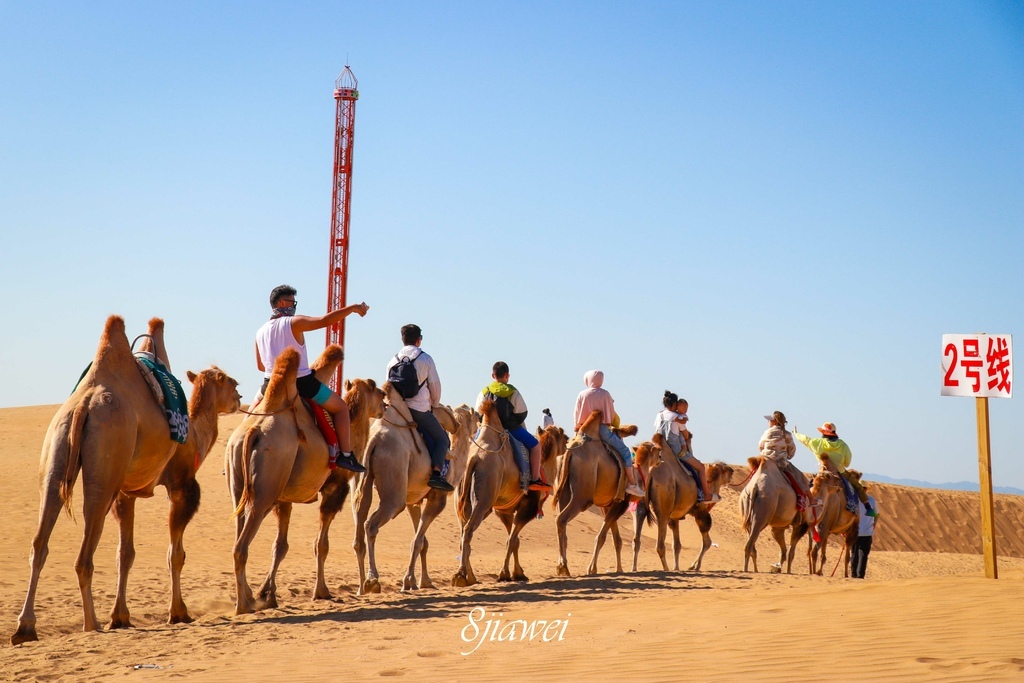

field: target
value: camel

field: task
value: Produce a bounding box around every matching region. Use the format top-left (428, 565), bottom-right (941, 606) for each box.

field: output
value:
top-left (352, 384), bottom-right (471, 594)
top-left (807, 468), bottom-right (861, 577)
top-left (451, 400), bottom-right (567, 587)
top-left (552, 410), bottom-right (640, 577)
top-left (12, 316), bottom-right (241, 644)
top-left (738, 455), bottom-right (816, 573)
top-left (226, 346), bottom-right (384, 613)
top-left (630, 434), bottom-right (734, 572)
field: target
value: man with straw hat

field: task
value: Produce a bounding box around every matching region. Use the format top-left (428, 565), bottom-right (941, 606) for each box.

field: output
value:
top-left (794, 421), bottom-right (877, 517)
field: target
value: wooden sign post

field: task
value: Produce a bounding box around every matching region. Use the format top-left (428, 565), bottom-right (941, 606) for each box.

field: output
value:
top-left (941, 333), bottom-right (1012, 580)
top-left (975, 397), bottom-right (997, 578)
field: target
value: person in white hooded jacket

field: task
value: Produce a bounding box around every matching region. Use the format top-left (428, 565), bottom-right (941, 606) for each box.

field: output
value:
top-left (573, 370), bottom-right (644, 497)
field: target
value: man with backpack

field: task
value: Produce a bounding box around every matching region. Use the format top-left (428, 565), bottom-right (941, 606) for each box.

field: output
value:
top-left (385, 324), bottom-right (452, 491)
top-left (475, 361), bottom-right (552, 492)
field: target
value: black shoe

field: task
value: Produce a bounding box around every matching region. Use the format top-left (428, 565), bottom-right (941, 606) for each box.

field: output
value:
top-left (336, 452), bottom-right (366, 474)
top-left (428, 473), bottom-right (454, 492)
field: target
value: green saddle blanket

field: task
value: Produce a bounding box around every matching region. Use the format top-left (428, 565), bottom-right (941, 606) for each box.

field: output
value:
top-left (74, 357), bottom-right (190, 444)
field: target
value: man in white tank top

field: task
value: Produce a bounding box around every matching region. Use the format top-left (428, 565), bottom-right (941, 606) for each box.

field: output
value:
top-left (255, 284), bottom-right (369, 473)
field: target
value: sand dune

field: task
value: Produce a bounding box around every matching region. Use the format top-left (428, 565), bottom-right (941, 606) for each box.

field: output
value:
top-left (2, 405), bottom-right (1023, 682)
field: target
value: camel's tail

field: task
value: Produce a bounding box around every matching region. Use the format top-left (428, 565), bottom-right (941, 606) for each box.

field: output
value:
top-left (58, 390), bottom-right (93, 519)
top-left (456, 455), bottom-right (477, 524)
top-left (353, 435), bottom-right (377, 519)
top-left (551, 445), bottom-right (573, 513)
top-left (741, 482), bottom-right (759, 535)
top-left (232, 427), bottom-right (260, 518)
top-left (643, 481), bottom-right (656, 528)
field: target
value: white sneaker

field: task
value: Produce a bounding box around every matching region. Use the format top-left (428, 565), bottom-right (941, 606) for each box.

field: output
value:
top-left (626, 484), bottom-right (645, 498)
top-left (704, 493), bottom-right (721, 504)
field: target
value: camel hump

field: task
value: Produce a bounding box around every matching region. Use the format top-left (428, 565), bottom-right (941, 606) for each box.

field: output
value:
top-left (311, 344), bottom-right (344, 374)
top-left (478, 397), bottom-right (499, 426)
top-left (579, 410), bottom-right (602, 436)
top-left (93, 315), bottom-right (133, 367)
top-left (147, 317), bottom-right (165, 333)
top-left (263, 348), bottom-right (300, 407)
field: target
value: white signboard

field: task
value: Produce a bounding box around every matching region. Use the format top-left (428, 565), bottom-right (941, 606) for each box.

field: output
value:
top-left (941, 334), bottom-right (1012, 398)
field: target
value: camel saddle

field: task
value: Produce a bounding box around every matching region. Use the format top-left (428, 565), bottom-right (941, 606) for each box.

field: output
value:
top-left (601, 442), bottom-right (628, 503)
top-left (133, 353), bottom-right (190, 444)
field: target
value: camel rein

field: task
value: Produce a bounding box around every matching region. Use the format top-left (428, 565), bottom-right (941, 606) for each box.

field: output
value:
top-left (382, 408), bottom-right (423, 455)
top-left (471, 423), bottom-right (508, 453)
top-left (236, 397), bottom-right (297, 417)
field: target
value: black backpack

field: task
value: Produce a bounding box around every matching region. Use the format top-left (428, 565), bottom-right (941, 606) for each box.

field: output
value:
top-left (388, 352), bottom-right (424, 399)
top-left (487, 391), bottom-right (522, 431)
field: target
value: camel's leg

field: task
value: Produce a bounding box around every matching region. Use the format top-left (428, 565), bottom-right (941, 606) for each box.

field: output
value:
top-left (498, 513), bottom-right (530, 583)
top-left (555, 495), bottom-right (587, 578)
top-left (404, 494), bottom-right (446, 591)
top-left (313, 472), bottom-right (349, 600)
top-left (670, 520), bottom-right (683, 571)
top-left (496, 510), bottom-right (516, 581)
top-left (363, 494), bottom-right (406, 595)
top-left (787, 522), bottom-right (809, 574)
top-left (768, 526), bottom-right (788, 573)
top-left (589, 505), bottom-right (626, 573)
top-left (167, 477), bottom-right (200, 624)
top-left (610, 519), bottom-right (624, 573)
top-left (76, 488), bottom-right (118, 633)
top-left (630, 505), bottom-right (646, 572)
top-left (352, 469), bottom-right (374, 596)
top-left (12, 472), bottom-right (68, 644)
top-left (232, 501), bottom-right (275, 615)
top-left (813, 533), bottom-right (829, 576)
top-left (257, 502), bottom-right (293, 608)
top-left (688, 509), bottom-right (713, 571)
top-left (109, 493), bottom-right (137, 629)
top-left (744, 517), bottom-right (771, 573)
top-left (654, 515), bottom-right (671, 572)
top-left (452, 480), bottom-right (494, 587)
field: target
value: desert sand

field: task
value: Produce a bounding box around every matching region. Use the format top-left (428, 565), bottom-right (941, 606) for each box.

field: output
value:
top-left (2, 404), bottom-right (1023, 682)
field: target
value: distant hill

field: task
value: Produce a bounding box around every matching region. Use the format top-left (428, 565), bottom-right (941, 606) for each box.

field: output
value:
top-left (863, 473), bottom-right (1024, 497)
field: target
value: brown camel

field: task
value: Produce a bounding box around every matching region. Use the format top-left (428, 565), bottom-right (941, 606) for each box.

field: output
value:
top-left (352, 384), bottom-right (468, 594)
top-left (552, 410), bottom-right (639, 577)
top-left (451, 400), bottom-right (566, 587)
top-left (12, 316), bottom-right (241, 644)
top-left (807, 468), bottom-right (860, 576)
top-left (226, 345), bottom-right (384, 613)
top-left (738, 455), bottom-right (815, 573)
top-left (630, 434), bottom-right (734, 572)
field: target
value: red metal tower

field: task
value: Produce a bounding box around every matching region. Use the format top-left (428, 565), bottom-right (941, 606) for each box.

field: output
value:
top-left (326, 66), bottom-right (359, 392)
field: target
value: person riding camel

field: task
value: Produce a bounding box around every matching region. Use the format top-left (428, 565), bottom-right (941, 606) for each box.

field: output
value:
top-left (794, 421), bottom-right (877, 517)
top-left (573, 370), bottom-right (644, 498)
top-left (475, 361), bottom-right (552, 492)
top-left (254, 284), bottom-right (368, 473)
top-left (758, 410), bottom-right (812, 508)
top-left (385, 324), bottom-right (453, 492)
top-left (654, 392), bottom-right (718, 504)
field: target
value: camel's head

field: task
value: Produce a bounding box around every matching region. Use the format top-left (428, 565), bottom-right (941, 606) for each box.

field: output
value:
top-left (264, 348), bottom-right (300, 408)
top-left (186, 366), bottom-right (242, 415)
top-left (345, 378), bottom-right (385, 420)
top-left (706, 461), bottom-right (735, 494)
top-left (454, 404), bottom-right (479, 438)
top-left (538, 425), bottom-right (568, 466)
top-left (810, 470), bottom-right (840, 499)
top-left (633, 440), bottom-right (661, 473)
top-left (433, 403), bottom-right (458, 433)
top-left (477, 397), bottom-right (500, 428)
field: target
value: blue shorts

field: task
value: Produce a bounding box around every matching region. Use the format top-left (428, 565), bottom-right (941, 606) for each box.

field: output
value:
top-left (509, 425), bottom-right (539, 449)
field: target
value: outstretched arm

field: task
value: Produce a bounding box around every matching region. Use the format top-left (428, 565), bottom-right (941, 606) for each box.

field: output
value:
top-left (290, 302), bottom-right (369, 334)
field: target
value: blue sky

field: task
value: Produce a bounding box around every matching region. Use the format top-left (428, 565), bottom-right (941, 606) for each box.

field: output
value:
top-left (2, 2), bottom-right (1022, 488)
